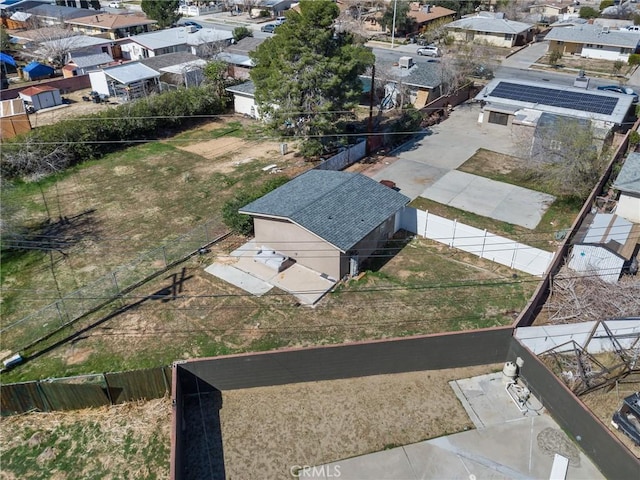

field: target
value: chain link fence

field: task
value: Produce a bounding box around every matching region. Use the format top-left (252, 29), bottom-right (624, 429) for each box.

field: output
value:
top-left (1, 217), bottom-right (227, 356)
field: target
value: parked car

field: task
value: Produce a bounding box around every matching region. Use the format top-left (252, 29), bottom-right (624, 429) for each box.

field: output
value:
top-left (416, 45), bottom-right (440, 57)
top-left (182, 21), bottom-right (203, 30)
top-left (108, 1), bottom-right (121, 7)
top-left (275, 16), bottom-right (286, 25)
top-left (597, 85), bottom-right (639, 103)
top-left (261, 23), bottom-right (278, 33)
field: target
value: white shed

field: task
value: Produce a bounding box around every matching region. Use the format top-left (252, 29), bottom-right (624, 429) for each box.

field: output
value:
top-left (18, 85), bottom-right (62, 111)
top-left (613, 152), bottom-right (640, 223)
top-left (226, 80), bottom-right (260, 119)
top-left (568, 213), bottom-right (639, 283)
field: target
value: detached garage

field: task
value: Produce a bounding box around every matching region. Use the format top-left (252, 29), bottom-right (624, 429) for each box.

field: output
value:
top-left (568, 213), bottom-right (639, 283)
top-left (18, 85), bottom-right (63, 111)
top-left (226, 81), bottom-right (259, 118)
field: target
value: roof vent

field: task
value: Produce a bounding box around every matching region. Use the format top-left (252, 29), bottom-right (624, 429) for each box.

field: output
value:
top-left (399, 56), bottom-right (414, 69)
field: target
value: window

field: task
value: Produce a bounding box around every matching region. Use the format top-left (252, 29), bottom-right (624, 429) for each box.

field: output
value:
top-left (505, 33), bottom-right (513, 40)
top-left (488, 111), bottom-right (509, 125)
top-left (597, 45), bottom-right (603, 49)
top-left (586, 43), bottom-right (593, 47)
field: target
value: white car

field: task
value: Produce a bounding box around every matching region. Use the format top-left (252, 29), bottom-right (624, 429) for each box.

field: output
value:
top-left (108, 1), bottom-right (121, 8)
top-left (417, 45), bottom-right (440, 57)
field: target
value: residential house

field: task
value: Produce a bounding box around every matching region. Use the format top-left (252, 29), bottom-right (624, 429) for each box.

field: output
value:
top-left (18, 84), bottom-right (62, 110)
top-left (117, 26), bottom-right (233, 61)
top-left (568, 213), bottom-right (639, 283)
top-left (445, 12), bottom-right (535, 47)
top-left (613, 152), bottom-right (640, 223)
top-left (88, 61), bottom-right (160, 101)
top-left (139, 52), bottom-right (207, 88)
top-left (226, 80), bottom-right (259, 118)
top-left (407, 3), bottom-right (455, 30)
top-left (475, 79), bottom-right (634, 151)
top-left (63, 51), bottom-right (114, 77)
top-left (36, 34), bottom-right (114, 66)
top-left (65, 12), bottom-right (157, 39)
top-left (365, 54), bottom-right (444, 110)
top-left (545, 24), bottom-right (640, 61)
top-left (227, 0), bottom-right (294, 17)
top-left (0, 98), bottom-right (31, 139)
top-left (216, 36), bottom-right (263, 80)
top-left (1, 1), bottom-right (58, 29)
top-left (239, 169), bottom-right (410, 280)
top-left (528, 2), bottom-right (569, 23)
top-left (22, 3), bottom-right (93, 27)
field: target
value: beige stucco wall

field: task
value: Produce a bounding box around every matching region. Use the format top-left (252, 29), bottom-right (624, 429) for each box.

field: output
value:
top-left (253, 217), bottom-right (341, 279)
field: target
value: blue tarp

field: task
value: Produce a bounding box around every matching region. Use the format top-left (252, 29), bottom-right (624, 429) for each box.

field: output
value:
top-left (0, 52), bottom-right (16, 67)
top-left (23, 61), bottom-right (54, 79)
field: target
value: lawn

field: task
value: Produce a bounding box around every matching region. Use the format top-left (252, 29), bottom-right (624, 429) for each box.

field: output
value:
top-left (411, 148), bottom-right (583, 251)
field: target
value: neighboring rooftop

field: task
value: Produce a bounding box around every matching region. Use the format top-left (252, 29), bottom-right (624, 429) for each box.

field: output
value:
top-left (476, 79), bottom-right (634, 124)
top-left (545, 23), bottom-right (640, 47)
top-left (65, 12), bottom-right (156, 29)
top-left (574, 213), bottom-right (637, 260)
top-left (613, 152), bottom-right (640, 194)
top-left (239, 170), bottom-right (410, 252)
top-left (446, 13), bottom-right (533, 34)
top-left (99, 62), bottom-right (160, 84)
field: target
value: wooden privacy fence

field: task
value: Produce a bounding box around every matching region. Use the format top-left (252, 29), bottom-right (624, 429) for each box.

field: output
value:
top-left (399, 207), bottom-right (554, 276)
top-left (0, 366), bottom-right (171, 416)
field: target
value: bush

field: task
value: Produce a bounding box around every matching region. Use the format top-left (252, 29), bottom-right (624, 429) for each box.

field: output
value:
top-left (1, 85), bottom-right (225, 180)
top-left (599, 0), bottom-right (614, 9)
top-left (629, 54), bottom-right (640, 66)
top-left (222, 176), bottom-right (290, 235)
top-left (233, 26), bottom-right (253, 42)
top-left (548, 49), bottom-right (563, 66)
top-left (579, 6), bottom-right (599, 19)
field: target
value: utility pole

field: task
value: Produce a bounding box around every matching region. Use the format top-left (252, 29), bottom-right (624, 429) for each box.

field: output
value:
top-left (391, 0), bottom-right (397, 49)
top-left (366, 64), bottom-right (375, 156)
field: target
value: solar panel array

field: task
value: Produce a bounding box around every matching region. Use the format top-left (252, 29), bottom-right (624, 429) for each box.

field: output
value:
top-left (490, 82), bottom-right (619, 115)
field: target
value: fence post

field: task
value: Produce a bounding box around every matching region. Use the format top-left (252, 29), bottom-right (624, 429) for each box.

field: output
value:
top-left (451, 218), bottom-right (457, 248)
top-left (481, 229), bottom-right (487, 258)
top-left (162, 246), bottom-right (168, 267)
top-left (56, 301), bottom-right (68, 326)
top-left (112, 272), bottom-right (120, 295)
top-left (511, 241), bottom-right (519, 269)
top-left (424, 210), bottom-right (428, 238)
top-left (104, 373), bottom-right (114, 406)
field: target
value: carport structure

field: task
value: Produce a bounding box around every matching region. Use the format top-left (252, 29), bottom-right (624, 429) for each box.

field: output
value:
top-left (88, 62), bottom-right (160, 102)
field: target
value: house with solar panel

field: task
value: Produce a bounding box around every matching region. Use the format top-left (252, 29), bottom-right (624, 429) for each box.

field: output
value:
top-left (545, 24), bottom-right (640, 62)
top-left (475, 79), bottom-right (635, 157)
top-left (444, 12), bottom-right (534, 48)
top-left (567, 213), bottom-right (639, 283)
top-left (238, 170), bottom-right (410, 280)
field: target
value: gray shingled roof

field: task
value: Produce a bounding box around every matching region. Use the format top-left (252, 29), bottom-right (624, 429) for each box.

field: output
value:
top-left (139, 52), bottom-right (201, 70)
top-left (613, 152), bottom-right (640, 194)
top-left (545, 24), bottom-right (640, 48)
top-left (446, 15), bottom-right (533, 34)
top-left (239, 170), bottom-right (410, 252)
top-left (226, 80), bottom-right (255, 96)
top-left (70, 52), bottom-right (113, 68)
top-left (372, 56), bottom-right (441, 89)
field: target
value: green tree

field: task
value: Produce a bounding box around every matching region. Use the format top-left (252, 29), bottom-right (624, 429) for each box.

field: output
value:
top-left (232, 26), bottom-right (253, 42)
top-left (431, 1), bottom-right (481, 17)
top-left (579, 6), bottom-right (599, 19)
top-left (379, 0), bottom-right (415, 36)
top-left (141, 0), bottom-right (181, 29)
top-left (612, 60), bottom-right (624, 76)
top-left (599, 0), bottom-right (614, 9)
top-left (249, 1), bottom-right (374, 155)
top-left (1, 26), bottom-right (12, 52)
top-left (204, 60), bottom-right (229, 99)
top-left (548, 49), bottom-right (563, 67)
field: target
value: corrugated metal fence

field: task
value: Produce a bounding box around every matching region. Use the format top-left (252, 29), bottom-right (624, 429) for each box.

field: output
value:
top-left (399, 207), bottom-right (554, 276)
top-left (0, 366), bottom-right (171, 416)
top-left (315, 140), bottom-right (367, 171)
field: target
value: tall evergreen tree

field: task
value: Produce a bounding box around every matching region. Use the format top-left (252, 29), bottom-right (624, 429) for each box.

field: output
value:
top-left (141, 0), bottom-right (181, 29)
top-left (249, 0), bottom-right (374, 155)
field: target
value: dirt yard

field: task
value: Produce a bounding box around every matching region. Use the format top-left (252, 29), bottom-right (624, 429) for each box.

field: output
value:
top-left (28, 88), bottom-right (121, 128)
top-left (0, 365), bottom-right (501, 480)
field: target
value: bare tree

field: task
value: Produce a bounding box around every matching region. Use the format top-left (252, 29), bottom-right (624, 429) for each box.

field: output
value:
top-left (30, 29), bottom-right (82, 67)
top-left (1, 134), bottom-right (70, 180)
top-left (521, 116), bottom-right (609, 199)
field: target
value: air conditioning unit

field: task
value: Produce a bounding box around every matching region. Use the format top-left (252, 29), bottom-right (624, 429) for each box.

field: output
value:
top-left (399, 56), bottom-right (414, 69)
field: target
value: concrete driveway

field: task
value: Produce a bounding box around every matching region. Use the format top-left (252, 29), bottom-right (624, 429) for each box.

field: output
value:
top-left (366, 102), bottom-right (555, 229)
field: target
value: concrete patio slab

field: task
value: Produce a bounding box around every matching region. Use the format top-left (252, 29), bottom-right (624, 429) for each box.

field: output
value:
top-left (204, 263), bottom-right (272, 296)
top-left (205, 241), bottom-right (336, 305)
top-left (368, 159), bottom-right (447, 200)
top-left (421, 171), bottom-right (555, 229)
